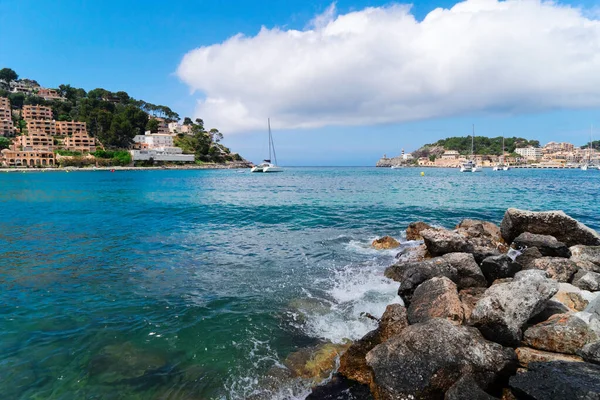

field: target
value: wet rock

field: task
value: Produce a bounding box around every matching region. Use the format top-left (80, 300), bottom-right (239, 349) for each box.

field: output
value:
top-left (372, 236), bottom-right (400, 250)
top-left (284, 342), bottom-right (351, 383)
top-left (527, 257), bottom-right (578, 283)
top-left (459, 287), bottom-right (487, 322)
top-left (500, 208), bottom-right (600, 247)
top-left (421, 228), bottom-right (474, 256)
top-left (480, 255), bottom-right (522, 286)
top-left (338, 305), bottom-right (408, 385)
top-left (515, 347), bottom-right (583, 368)
top-left (509, 361), bottom-right (600, 399)
top-left (570, 245), bottom-right (600, 270)
top-left (88, 342), bottom-right (168, 383)
top-left (406, 221), bottom-right (433, 241)
top-left (512, 232), bottom-right (571, 258)
top-left (456, 219), bottom-right (503, 243)
top-left (523, 313), bottom-right (596, 354)
top-left (514, 247), bottom-right (543, 268)
top-left (470, 270), bottom-right (558, 346)
top-left (553, 290), bottom-right (589, 312)
top-left (445, 374), bottom-right (497, 400)
top-left (366, 319), bottom-right (516, 400)
top-left (395, 243), bottom-right (429, 262)
top-left (408, 277), bottom-right (464, 325)
top-left (572, 270), bottom-right (600, 292)
top-left (378, 303), bottom-right (409, 341)
top-left (306, 373), bottom-right (374, 400)
top-left (385, 253), bottom-right (486, 303)
top-left (580, 341), bottom-right (600, 365)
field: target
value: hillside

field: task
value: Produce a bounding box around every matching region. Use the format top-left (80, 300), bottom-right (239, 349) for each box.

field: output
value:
top-left (413, 136), bottom-right (539, 158)
top-left (0, 67), bottom-right (245, 164)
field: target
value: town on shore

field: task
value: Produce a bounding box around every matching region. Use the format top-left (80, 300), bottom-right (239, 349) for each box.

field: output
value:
top-left (377, 138), bottom-right (600, 169)
top-left (0, 67), bottom-right (251, 169)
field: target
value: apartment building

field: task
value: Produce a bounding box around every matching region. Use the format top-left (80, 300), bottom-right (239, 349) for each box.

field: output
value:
top-left (13, 130), bottom-right (54, 151)
top-left (543, 142), bottom-right (574, 154)
top-left (37, 88), bottom-right (65, 101)
top-left (133, 133), bottom-right (175, 149)
top-left (55, 121), bottom-right (87, 135)
top-left (22, 105), bottom-right (53, 120)
top-left (515, 146), bottom-right (542, 161)
top-left (0, 148), bottom-right (55, 167)
top-left (0, 97), bottom-right (15, 136)
top-left (26, 119), bottom-right (56, 136)
top-left (62, 131), bottom-right (96, 153)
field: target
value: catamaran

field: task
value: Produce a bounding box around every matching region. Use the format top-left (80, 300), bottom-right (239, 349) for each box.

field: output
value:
top-left (493, 137), bottom-right (510, 171)
top-left (251, 119), bottom-right (283, 173)
top-left (461, 126), bottom-right (481, 172)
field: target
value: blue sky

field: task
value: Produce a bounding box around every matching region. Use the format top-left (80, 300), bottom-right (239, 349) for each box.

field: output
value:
top-left (1, 0), bottom-right (599, 166)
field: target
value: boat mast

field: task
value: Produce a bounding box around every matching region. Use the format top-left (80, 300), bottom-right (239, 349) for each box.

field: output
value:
top-left (271, 121), bottom-right (278, 166)
top-left (471, 124), bottom-right (475, 160)
top-left (268, 118), bottom-right (272, 162)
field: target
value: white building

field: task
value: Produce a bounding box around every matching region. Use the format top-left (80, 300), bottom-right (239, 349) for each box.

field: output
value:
top-left (515, 146), bottom-right (542, 161)
top-left (134, 133), bottom-right (175, 149)
top-left (130, 147), bottom-right (195, 162)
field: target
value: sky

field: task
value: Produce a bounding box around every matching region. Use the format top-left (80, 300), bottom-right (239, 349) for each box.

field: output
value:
top-left (1, 0), bottom-right (599, 166)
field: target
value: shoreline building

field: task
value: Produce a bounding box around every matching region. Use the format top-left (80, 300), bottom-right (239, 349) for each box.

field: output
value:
top-left (0, 97), bottom-right (16, 136)
top-left (515, 146), bottom-right (542, 161)
top-left (131, 131), bottom-right (194, 163)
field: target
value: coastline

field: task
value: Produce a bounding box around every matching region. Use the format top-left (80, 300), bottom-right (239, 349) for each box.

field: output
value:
top-left (0, 162), bottom-right (253, 172)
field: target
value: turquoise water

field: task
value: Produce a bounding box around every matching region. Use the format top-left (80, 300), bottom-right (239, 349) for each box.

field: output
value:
top-left (0, 167), bottom-right (598, 399)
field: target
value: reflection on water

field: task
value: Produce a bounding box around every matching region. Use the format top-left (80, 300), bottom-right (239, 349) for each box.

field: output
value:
top-left (0, 168), bottom-right (598, 399)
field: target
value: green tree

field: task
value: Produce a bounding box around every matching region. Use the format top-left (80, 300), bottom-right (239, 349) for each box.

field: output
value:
top-left (8, 92), bottom-right (25, 109)
top-left (146, 118), bottom-right (160, 133)
top-left (0, 137), bottom-right (10, 150)
top-left (0, 68), bottom-right (18, 87)
top-left (183, 117), bottom-right (193, 125)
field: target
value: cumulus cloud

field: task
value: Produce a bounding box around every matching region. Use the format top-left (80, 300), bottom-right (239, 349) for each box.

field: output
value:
top-left (177, 0), bottom-right (600, 133)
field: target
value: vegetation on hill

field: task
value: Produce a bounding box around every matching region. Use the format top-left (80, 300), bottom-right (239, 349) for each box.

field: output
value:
top-left (0, 67), bottom-right (244, 164)
top-left (416, 136), bottom-right (540, 157)
top-left (581, 140), bottom-right (600, 150)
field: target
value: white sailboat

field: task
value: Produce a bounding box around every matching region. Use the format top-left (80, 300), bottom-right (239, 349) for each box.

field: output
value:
top-left (581, 125), bottom-right (594, 171)
top-left (251, 119), bottom-right (283, 173)
top-left (461, 126), bottom-right (480, 172)
top-left (493, 137), bottom-right (510, 171)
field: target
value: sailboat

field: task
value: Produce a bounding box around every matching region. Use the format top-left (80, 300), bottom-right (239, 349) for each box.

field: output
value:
top-left (460, 125), bottom-right (480, 172)
top-left (493, 137), bottom-right (510, 171)
top-left (251, 118), bottom-right (283, 173)
top-left (581, 125), bottom-right (593, 171)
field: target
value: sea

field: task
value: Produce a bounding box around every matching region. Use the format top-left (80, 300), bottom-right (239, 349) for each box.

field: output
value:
top-left (0, 167), bottom-right (598, 400)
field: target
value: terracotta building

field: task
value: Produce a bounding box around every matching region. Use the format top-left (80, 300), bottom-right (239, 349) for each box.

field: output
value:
top-left (55, 120), bottom-right (87, 136)
top-left (1, 118), bottom-right (15, 136)
top-left (37, 88), bottom-right (64, 101)
top-left (22, 105), bottom-right (53, 120)
top-left (13, 130), bottom-right (54, 151)
top-left (1, 148), bottom-right (55, 167)
top-left (63, 131), bottom-right (96, 152)
top-left (0, 97), bottom-right (10, 109)
top-left (26, 119), bottom-right (56, 136)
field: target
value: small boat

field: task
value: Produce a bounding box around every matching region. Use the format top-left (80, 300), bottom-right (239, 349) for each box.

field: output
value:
top-left (581, 125), bottom-right (594, 171)
top-left (461, 126), bottom-right (479, 172)
top-left (251, 119), bottom-right (283, 173)
top-left (460, 160), bottom-right (475, 173)
top-left (391, 165), bottom-right (402, 169)
top-left (494, 138), bottom-right (510, 171)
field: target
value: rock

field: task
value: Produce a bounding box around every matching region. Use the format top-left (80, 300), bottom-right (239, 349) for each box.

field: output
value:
top-left (284, 342), bottom-right (351, 382)
top-left (574, 260), bottom-right (600, 274)
top-left (584, 295), bottom-right (600, 320)
top-left (480, 255), bottom-right (522, 286)
top-left (408, 277), bottom-right (464, 325)
top-left (88, 342), bottom-right (168, 383)
top-left (459, 287), bottom-right (487, 322)
top-left (527, 300), bottom-right (570, 325)
top-left (378, 303), bottom-right (409, 341)
top-left (570, 245), bottom-right (600, 270)
top-left (526, 257), bottom-right (578, 283)
top-left (338, 305), bottom-right (408, 385)
top-left (500, 208), bottom-right (600, 247)
top-left (421, 228), bottom-right (473, 256)
top-left (512, 232), bottom-right (571, 258)
top-left (580, 341), bottom-right (600, 365)
top-left (514, 247), bottom-right (543, 268)
top-left (395, 243), bottom-right (428, 262)
top-left (470, 270), bottom-right (558, 346)
top-left (385, 253), bottom-right (486, 303)
top-left (553, 291), bottom-right (589, 312)
top-left (523, 313), bottom-right (596, 355)
top-left (372, 236), bottom-right (400, 250)
top-left (406, 221), bottom-right (432, 241)
top-left (572, 270), bottom-right (600, 292)
top-left (456, 219), bottom-right (503, 243)
top-left (515, 347), bottom-right (583, 368)
top-left (445, 374), bottom-right (497, 400)
top-left (306, 373), bottom-right (374, 400)
top-left (366, 319), bottom-right (516, 400)
top-left (509, 361), bottom-right (600, 399)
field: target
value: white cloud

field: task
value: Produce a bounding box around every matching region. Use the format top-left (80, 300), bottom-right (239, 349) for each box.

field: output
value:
top-left (176, 0), bottom-right (600, 134)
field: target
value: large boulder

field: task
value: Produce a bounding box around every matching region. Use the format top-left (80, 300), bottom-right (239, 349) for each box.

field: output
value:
top-left (580, 341), bottom-right (600, 365)
top-left (572, 270), bottom-right (600, 292)
top-left (385, 253), bottom-right (486, 303)
top-left (512, 232), bottom-right (571, 258)
top-left (406, 222), bottom-right (433, 241)
top-left (470, 270), bottom-right (559, 346)
top-left (372, 236), bottom-right (400, 250)
top-left (570, 245), bottom-right (600, 270)
top-left (408, 277), bottom-right (464, 325)
top-left (500, 208), bottom-right (600, 247)
top-left (338, 304), bottom-right (408, 385)
top-left (305, 373), bottom-right (374, 400)
top-left (553, 290), bottom-right (589, 312)
top-left (514, 247), bottom-right (543, 268)
top-left (283, 342), bottom-right (351, 382)
top-left (456, 219), bottom-right (503, 243)
top-left (515, 347), bottom-right (583, 368)
top-left (526, 257), bottom-right (578, 283)
top-left (395, 243), bottom-right (429, 262)
top-left (522, 313), bottom-right (596, 355)
top-left (480, 255), bottom-right (522, 286)
top-left (459, 287), bottom-right (487, 322)
top-left (421, 228), bottom-right (473, 256)
top-left (509, 361), bottom-right (600, 399)
top-left (444, 374), bottom-right (497, 400)
top-left (366, 319), bottom-right (516, 400)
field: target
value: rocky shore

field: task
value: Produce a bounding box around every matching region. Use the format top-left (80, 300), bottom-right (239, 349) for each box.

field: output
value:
top-left (0, 161), bottom-right (253, 172)
top-left (307, 208), bottom-right (600, 399)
